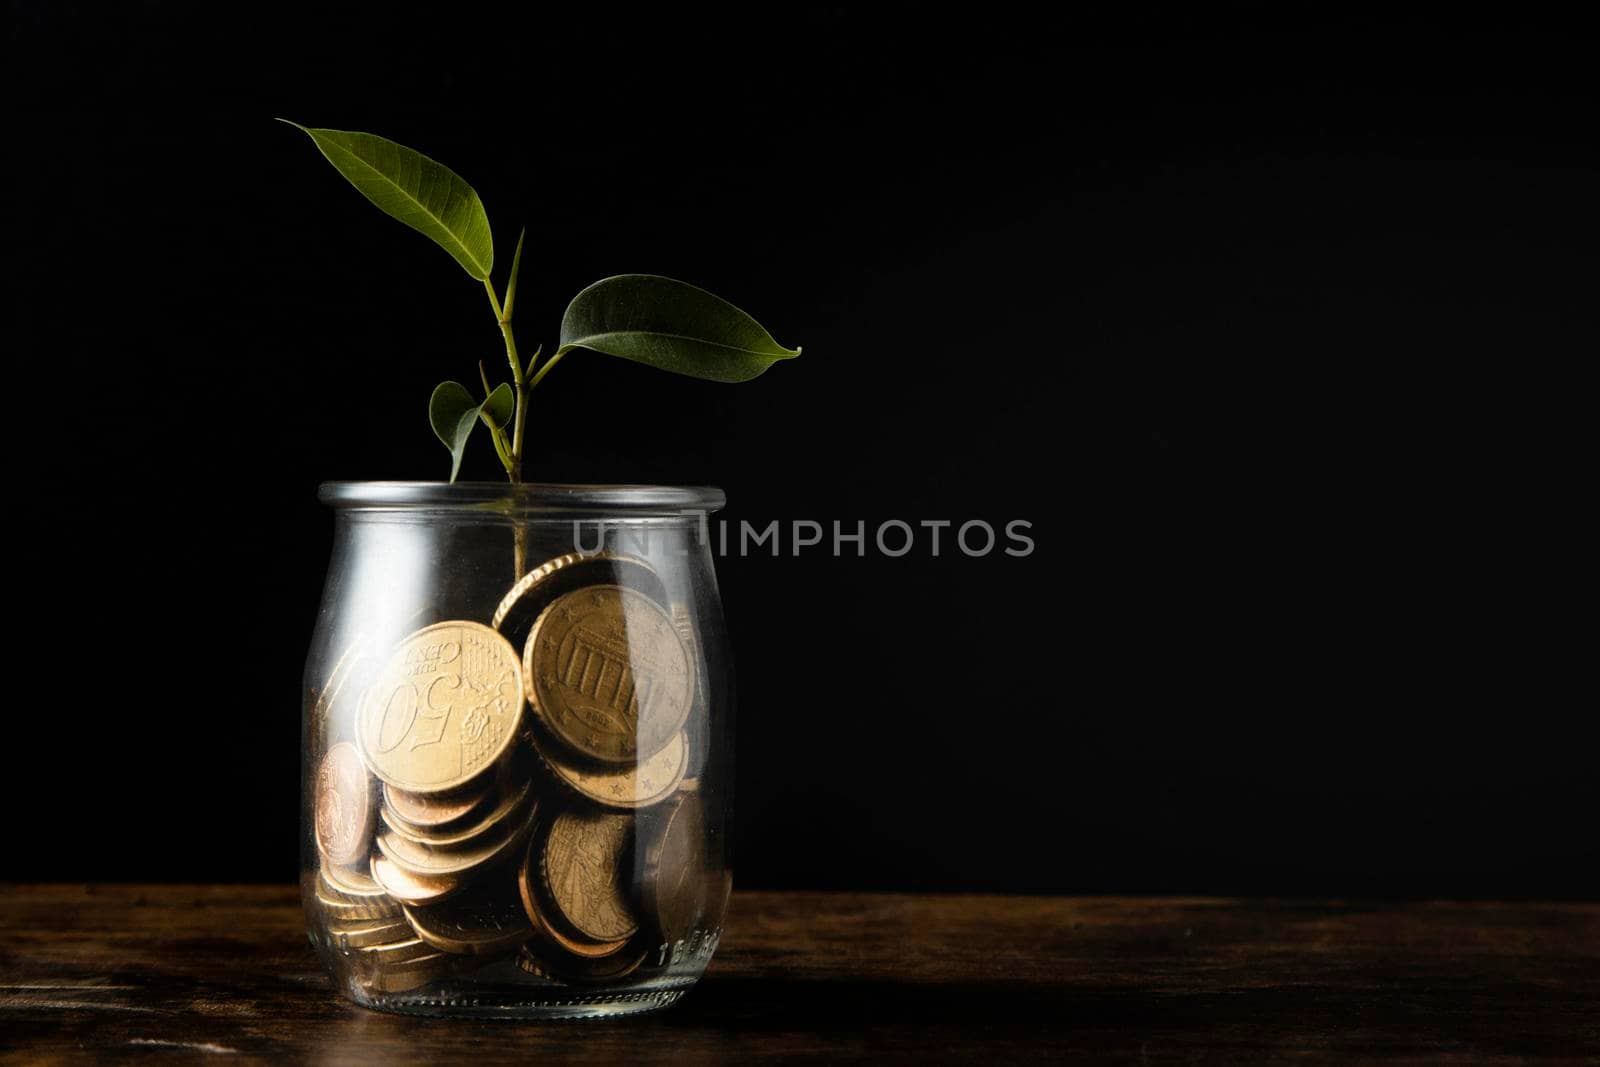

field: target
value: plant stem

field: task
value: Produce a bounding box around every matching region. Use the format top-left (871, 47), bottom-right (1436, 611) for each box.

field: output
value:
top-left (484, 267), bottom-right (532, 579)
top-left (526, 346), bottom-right (571, 391)
top-left (482, 277), bottom-right (504, 322)
top-left (510, 382), bottom-right (527, 480)
top-left (484, 277), bottom-right (528, 481)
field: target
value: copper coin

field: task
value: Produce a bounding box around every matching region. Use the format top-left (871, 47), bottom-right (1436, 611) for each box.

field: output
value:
top-left (369, 853), bottom-right (463, 906)
top-left (640, 794), bottom-right (709, 946)
top-left (530, 726), bottom-right (688, 811)
top-left (314, 742), bottom-right (375, 867)
top-left (525, 585), bottom-right (693, 764)
top-left (540, 809), bottom-right (639, 944)
top-left (382, 778), bottom-right (496, 830)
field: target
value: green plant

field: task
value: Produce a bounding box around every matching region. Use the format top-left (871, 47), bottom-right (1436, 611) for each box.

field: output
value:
top-left (281, 122), bottom-right (800, 483)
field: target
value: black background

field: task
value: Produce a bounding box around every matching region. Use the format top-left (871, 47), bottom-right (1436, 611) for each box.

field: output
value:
top-left (9, 4), bottom-right (1595, 896)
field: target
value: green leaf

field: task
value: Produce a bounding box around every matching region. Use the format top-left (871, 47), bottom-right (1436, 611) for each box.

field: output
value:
top-left (480, 382), bottom-right (514, 429)
top-left (280, 121), bottom-right (494, 280)
top-left (429, 381), bottom-right (503, 482)
top-left (503, 228), bottom-right (527, 322)
top-left (557, 274), bottom-right (800, 383)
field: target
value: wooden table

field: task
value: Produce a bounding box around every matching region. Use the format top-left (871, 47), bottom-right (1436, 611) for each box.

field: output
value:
top-left (1, 885), bottom-right (1595, 1063)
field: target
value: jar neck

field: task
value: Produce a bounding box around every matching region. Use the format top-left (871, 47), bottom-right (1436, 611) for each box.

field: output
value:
top-left (319, 481), bottom-right (726, 520)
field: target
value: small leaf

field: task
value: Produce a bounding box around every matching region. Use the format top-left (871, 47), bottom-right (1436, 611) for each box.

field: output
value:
top-left (558, 274), bottom-right (800, 383)
top-left (280, 120), bottom-right (494, 280)
top-left (503, 228), bottom-right (527, 322)
top-left (480, 382), bottom-right (514, 429)
top-left (429, 381), bottom-right (497, 483)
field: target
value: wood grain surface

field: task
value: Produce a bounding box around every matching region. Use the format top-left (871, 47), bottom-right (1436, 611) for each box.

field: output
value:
top-left (1, 885), bottom-right (1596, 1063)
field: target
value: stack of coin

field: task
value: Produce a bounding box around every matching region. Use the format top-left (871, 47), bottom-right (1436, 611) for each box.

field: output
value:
top-left (308, 553), bottom-right (715, 995)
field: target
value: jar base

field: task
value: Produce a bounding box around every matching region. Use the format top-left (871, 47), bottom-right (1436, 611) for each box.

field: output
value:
top-left (341, 976), bottom-right (695, 1020)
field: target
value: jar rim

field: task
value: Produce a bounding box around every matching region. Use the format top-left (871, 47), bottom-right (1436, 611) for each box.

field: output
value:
top-left (318, 481), bottom-right (726, 513)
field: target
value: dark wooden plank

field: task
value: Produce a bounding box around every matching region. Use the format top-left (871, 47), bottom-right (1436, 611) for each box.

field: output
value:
top-left (1, 886), bottom-right (1596, 1063)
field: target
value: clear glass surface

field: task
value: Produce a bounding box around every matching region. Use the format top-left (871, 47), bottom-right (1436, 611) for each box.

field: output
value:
top-left (302, 483), bottom-right (732, 1018)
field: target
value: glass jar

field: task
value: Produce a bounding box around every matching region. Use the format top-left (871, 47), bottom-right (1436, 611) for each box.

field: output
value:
top-left (301, 482), bottom-right (732, 1018)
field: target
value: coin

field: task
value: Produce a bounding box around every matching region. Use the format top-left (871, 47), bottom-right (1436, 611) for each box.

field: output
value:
top-left (516, 941), bottom-right (648, 985)
top-left (540, 809), bottom-right (639, 944)
top-left (315, 742), bottom-right (376, 867)
top-left (370, 853), bottom-right (463, 906)
top-left (640, 794), bottom-right (708, 946)
top-left (533, 900), bottom-right (633, 959)
top-left (312, 635), bottom-right (370, 735)
top-left (492, 552), bottom-right (668, 654)
top-left (670, 603), bottom-right (706, 715)
top-left (361, 952), bottom-right (452, 993)
top-left (352, 937), bottom-right (448, 979)
top-left (329, 917), bottom-right (413, 950)
top-left (531, 726), bottom-right (688, 811)
top-left (517, 832), bottom-right (632, 959)
top-left (358, 621), bottom-right (523, 794)
top-left (671, 603), bottom-right (710, 779)
top-left (382, 778), bottom-right (496, 830)
top-left (315, 888), bottom-right (400, 922)
top-left (376, 801), bottom-right (537, 879)
top-left (380, 774), bottom-right (533, 848)
top-left (321, 861), bottom-right (390, 902)
top-left (525, 585), bottom-right (693, 764)
top-left (403, 874), bottom-right (533, 956)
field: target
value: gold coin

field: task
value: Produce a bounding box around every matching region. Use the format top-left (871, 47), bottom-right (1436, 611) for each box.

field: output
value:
top-left (361, 953), bottom-right (452, 993)
top-left (671, 603), bottom-right (711, 780)
top-left (369, 853), bottom-right (463, 906)
top-left (525, 585), bottom-right (693, 764)
top-left (516, 942), bottom-right (648, 985)
top-left (540, 809), bottom-right (639, 944)
top-left (321, 861), bottom-right (389, 902)
top-left (491, 552), bottom-right (667, 653)
top-left (640, 794), bottom-right (709, 946)
top-left (358, 621), bottom-right (524, 794)
top-left (517, 832), bottom-right (632, 960)
top-left (380, 774), bottom-right (532, 848)
top-left (329, 917), bottom-right (413, 950)
top-left (670, 603), bottom-right (707, 715)
top-left (402, 874), bottom-right (533, 956)
top-left (314, 741), bottom-right (375, 867)
top-left (351, 937), bottom-right (452, 990)
top-left (531, 726), bottom-right (688, 811)
top-left (382, 778), bottom-right (496, 830)
top-left (315, 888), bottom-right (400, 922)
top-left (312, 633), bottom-right (378, 732)
top-left (376, 802), bottom-right (537, 879)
